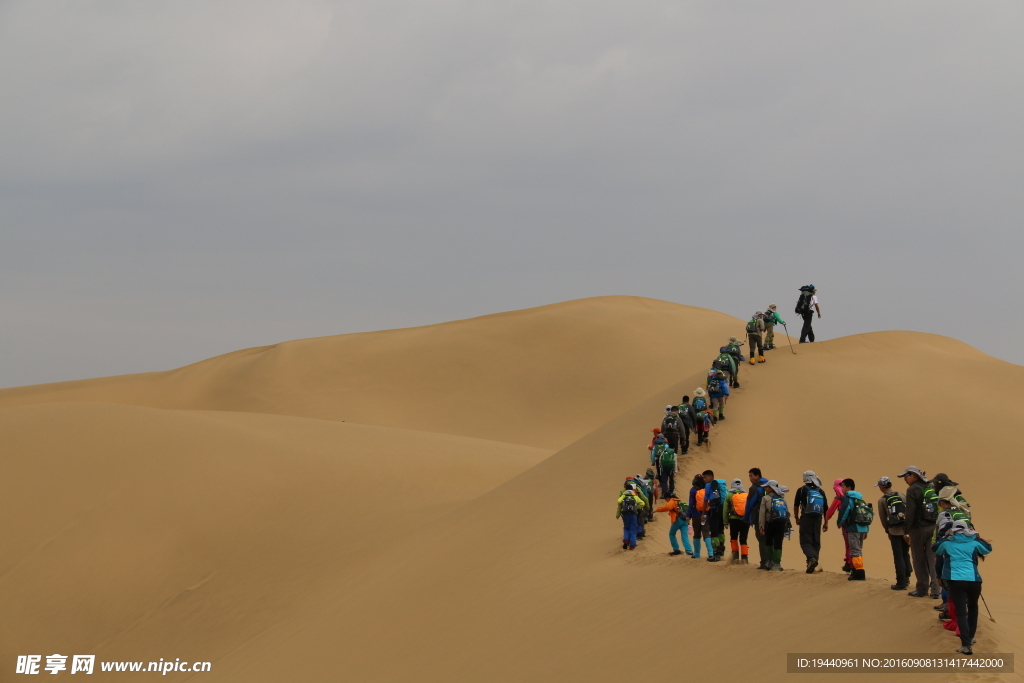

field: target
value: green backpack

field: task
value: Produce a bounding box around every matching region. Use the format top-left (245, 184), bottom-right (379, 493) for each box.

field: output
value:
top-left (851, 498), bottom-right (874, 526)
top-left (921, 487), bottom-right (939, 524)
top-left (745, 318), bottom-right (759, 333)
top-left (655, 444), bottom-right (676, 468)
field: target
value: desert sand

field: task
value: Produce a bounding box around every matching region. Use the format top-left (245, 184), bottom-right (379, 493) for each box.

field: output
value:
top-left (1, 296), bottom-right (1021, 681)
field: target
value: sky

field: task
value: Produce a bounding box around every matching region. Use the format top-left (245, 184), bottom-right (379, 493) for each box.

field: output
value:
top-left (1, 1), bottom-right (1021, 388)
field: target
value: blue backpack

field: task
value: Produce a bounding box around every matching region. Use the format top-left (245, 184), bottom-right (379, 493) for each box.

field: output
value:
top-left (693, 396), bottom-right (708, 411)
top-left (804, 486), bottom-right (826, 516)
top-left (768, 496), bottom-right (790, 522)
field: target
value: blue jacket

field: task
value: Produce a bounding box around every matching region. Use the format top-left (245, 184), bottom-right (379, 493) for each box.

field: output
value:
top-left (837, 491), bottom-right (870, 533)
top-left (934, 533), bottom-right (992, 582)
top-left (687, 487), bottom-right (701, 519)
top-left (743, 478), bottom-right (767, 525)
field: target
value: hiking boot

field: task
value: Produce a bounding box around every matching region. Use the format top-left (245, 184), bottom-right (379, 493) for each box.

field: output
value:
top-left (749, 358), bottom-right (756, 365)
top-left (907, 590), bottom-right (929, 597)
top-left (740, 555), bottom-right (749, 564)
top-left (842, 561), bottom-right (853, 573)
top-left (806, 559), bottom-right (818, 574)
top-left (933, 603), bottom-right (946, 611)
top-left (718, 414), bottom-right (725, 421)
top-left (628, 545), bottom-right (636, 550)
top-left (848, 569), bottom-right (866, 581)
top-left (622, 541), bottom-right (629, 550)
top-left (930, 593), bottom-right (941, 599)
top-left (731, 550), bottom-right (739, 562)
top-left (707, 555), bottom-right (720, 563)
top-left (938, 609), bottom-right (949, 621)
top-left (733, 382), bottom-right (740, 388)
top-left (771, 564), bottom-right (784, 572)
top-left (891, 584), bottom-right (909, 591)
top-left (758, 355), bottom-right (765, 363)
top-left (669, 550), bottom-right (682, 556)
top-left (956, 646), bottom-right (973, 656)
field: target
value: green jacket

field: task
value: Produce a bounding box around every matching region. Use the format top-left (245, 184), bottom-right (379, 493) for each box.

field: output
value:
top-left (764, 311), bottom-right (786, 326)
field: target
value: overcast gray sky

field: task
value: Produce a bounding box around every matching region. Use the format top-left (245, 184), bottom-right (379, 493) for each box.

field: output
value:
top-left (1, 1), bottom-right (1021, 388)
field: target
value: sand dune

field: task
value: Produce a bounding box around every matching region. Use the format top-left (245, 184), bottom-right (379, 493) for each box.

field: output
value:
top-left (0, 297), bottom-right (744, 449)
top-left (1, 298), bottom-right (1020, 681)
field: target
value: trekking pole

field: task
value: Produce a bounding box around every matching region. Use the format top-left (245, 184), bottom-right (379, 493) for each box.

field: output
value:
top-left (980, 593), bottom-right (996, 622)
top-left (782, 323), bottom-right (796, 355)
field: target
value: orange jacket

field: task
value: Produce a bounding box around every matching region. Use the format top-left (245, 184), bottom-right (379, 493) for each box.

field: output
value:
top-left (655, 498), bottom-right (686, 523)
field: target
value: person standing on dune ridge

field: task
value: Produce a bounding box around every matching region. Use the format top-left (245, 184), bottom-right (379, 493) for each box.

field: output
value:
top-left (744, 468), bottom-right (769, 569)
top-left (876, 476), bottom-right (911, 591)
top-left (795, 285), bottom-right (821, 343)
top-left (823, 477), bottom-right (853, 573)
top-left (726, 478), bottom-right (750, 564)
top-left (759, 480), bottom-right (791, 571)
top-left (900, 465), bottom-right (941, 598)
top-left (661, 406), bottom-right (685, 456)
top-left (746, 312), bottom-right (766, 364)
top-left (617, 484), bottom-right (646, 550)
top-left (836, 478), bottom-right (871, 581)
top-left (677, 396), bottom-right (695, 455)
top-left (794, 470), bottom-right (827, 574)
top-left (763, 304), bottom-right (785, 350)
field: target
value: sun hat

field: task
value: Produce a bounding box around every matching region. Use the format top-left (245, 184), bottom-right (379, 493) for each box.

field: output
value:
top-left (768, 303), bottom-right (777, 310)
top-left (897, 466), bottom-right (928, 481)
top-left (730, 478), bottom-right (744, 492)
top-left (802, 470), bottom-right (822, 488)
top-left (693, 387), bottom-right (706, 397)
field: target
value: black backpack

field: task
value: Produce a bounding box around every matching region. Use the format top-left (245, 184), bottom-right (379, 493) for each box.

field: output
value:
top-left (795, 289), bottom-right (813, 315)
top-left (622, 494), bottom-right (638, 515)
top-left (661, 414), bottom-right (681, 433)
top-left (708, 376), bottom-right (722, 393)
top-left (885, 493), bottom-right (907, 527)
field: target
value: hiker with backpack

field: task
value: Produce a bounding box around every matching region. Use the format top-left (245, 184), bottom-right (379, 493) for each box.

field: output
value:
top-left (677, 396), bottom-right (696, 455)
top-left (744, 468), bottom-right (769, 569)
top-left (623, 476), bottom-right (652, 540)
top-left (793, 470), bottom-right (827, 574)
top-left (713, 350), bottom-right (736, 389)
top-left (822, 477), bottom-right (854, 573)
top-left (726, 478), bottom-right (750, 564)
top-left (876, 476), bottom-right (912, 591)
top-left (934, 520), bottom-right (993, 655)
top-left (707, 369), bottom-right (730, 422)
top-left (900, 465), bottom-right (941, 598)
top-left (795, 285), bottom-right (821, 343)
top-left (932, 473), bottom-right (971, 521)
top-left (661, 406), bottom-right (685, 456)
top-left (725, 337), bottom-right (745, 387)
top-left (763, 304), bottom-right (785, 350)
top-left (654, 492), bottom-right (693, 556)
top-left (746, 312), bottom-right (766, 364)
top-left (617, 483), bottom-right (647, 550)
top-left (758, 480), bottom-right (791, 571)
top-left (652, 437), bottom-right (677, 499)
top-left (701, 470), bottom-right (726, 561)
top-left (836, 479), bottom-right (872, 581)
top-left (691, 389), bottom-right (712, 447)
top-left (935, 487), bottom-right (974, 621)
top-left (687, 474), bottom-right (710, 559)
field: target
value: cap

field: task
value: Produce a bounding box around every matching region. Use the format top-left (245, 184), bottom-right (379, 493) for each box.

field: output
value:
top-left (932, 472), bottom-right (959, 488)
top-left (876, 476), bottom-right (892, 488)
top-left (897, 466), bottom-right (928, 481)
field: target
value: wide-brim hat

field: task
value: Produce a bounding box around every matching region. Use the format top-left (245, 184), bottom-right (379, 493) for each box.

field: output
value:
top-left (693, 387), bottom-right (706, 397)
top-left (897, 466), bottom-right (929, 481)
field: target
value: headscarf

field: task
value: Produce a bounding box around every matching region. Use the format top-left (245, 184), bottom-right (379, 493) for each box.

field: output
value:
top-left (730, 478), bottom-right (744, 493)
top-left (802, 470), bottom-right (822, 488)
top-left (766, 480), bottom-right (788, 497)
top-left (947, 520), bottom-right (977, 538)
top-left (832, 478), bottom-right (845, 497)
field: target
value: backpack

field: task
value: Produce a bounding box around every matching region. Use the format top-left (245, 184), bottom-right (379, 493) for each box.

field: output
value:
top-left (693, 396), bottom-right (708, 411)
top-left (731, 491), bottom-right (748, 516)
top-left (884, 492), bottom-right (907, 527)
top-left (708, 376), bottom-right (722, 393)
top-left (746, 318), bottom-right (760, 333)
top-left (712, 358), bottom-right (731, 373)
top-left (676, 499), bottom-right (689, 516)
top-left (658, 446), bottom-right (676, 469)
top-left (850, 498), bottom-right (874, 526)
top-left (921, 487), bottom-right (939, 524)
top-left (795, 289), bottom-right (812, 315)
top-left (661, 414), bottom-right (681, 433)
top-left (803, 486), bottom-right (826, 516)
top-left (768, 496), bottom-right (790, 522)
top-left (706, 479), bottom-right (725, 509)
top-left (621, 494), bottom-right (638, 515)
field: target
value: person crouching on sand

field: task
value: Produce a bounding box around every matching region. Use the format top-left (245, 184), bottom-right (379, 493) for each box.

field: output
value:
top-left (655, 491), bottom-right (692, 556)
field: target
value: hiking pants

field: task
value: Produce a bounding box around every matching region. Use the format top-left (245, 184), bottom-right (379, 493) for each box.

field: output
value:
top-left (664, 430), bottom-right (681, 454)
top-left (910, 525), bottom-right (940, 595)
top-left (680, 427), bottom-right (690, 454)
top-left (765, 520), bottom-right (787, 564)
top-left (888, 533), bottom-right (912, 587)
top-left (621, 513), bottom-right (638, 548)
top-left (729, 518), bottom-right (749, 545)
top-left (764, 323), bottom-right (775, 346)
top-left (798, 514), bottom-right (822, 561)
top-left (669, 518), bottom-right (693, 554)
top-left (710, 396), bottom-right (725, 418)
top-left (658, 470), bottom-right (675, 500)
top-left (748, 332), bottom-right (763, 357)
top-left (799, 311), bottom-right (815, 343)
top-left (846, 531), bottom-right (866, 557)
top-left (947, 580), bottom-right (982, 648)
top-left (754, 527), bottom-right (767, 566)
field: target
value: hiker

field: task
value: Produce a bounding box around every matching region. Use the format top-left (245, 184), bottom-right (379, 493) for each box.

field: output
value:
top-left (708, 369), bottom-right (730, 422)
top-left (836, 478), bottom-right (871, 581)
top-left (900, 466), bottom-right (941, 598)
top-left (616, 483), bottom-right (646, 550)
top-left (795, 285), bottom-right (821, 343)
top-left (643, 469), bottom-right (659, 524)
top-left (932, 473), bottom-right (971, 520)
top-left (649, 433), bottom-right (668, 489)
top-left (654, 492), bottom-right (693, 556)
top-left (691, 389), bottom-right (712, 447)
top-left (934, 520), bottom-right (993, 655)
top-left (793, 470), bottom-right (827, 573)
top-left (623, 476), bottom-right (651, 540)
top-left (758, 480), bottom-right (790, 571)
top-left (744, 468), bottom-right (769, 569)
top-left (763, 304), bottom-right (786, 350)
top-left (822, 477), bottom-right (853, 573)
top-left (726, 478), bottom-right (750, 564)
top-left (647, 427), bottom-right (662, 453)
top-left (653, 437), bottom-right (677, 499)
top-left (725, 337), bottom-right (745, 386)
top-left (701, 470), bottom-right (725, 561)
top-left (677, 396), bottom-right (695, 455)
top-left (634, 472), bottom-right (656, 534)
top-left (661, 406), bottom-right (685, 455)
top-left (687, 474), bottom-right (710, 559)
top-left (877, 476), bottom-right (912, 591)
top-left (935, 486), bottom-right (974, 620)
top-left (713, 349), bottom-right (736, 389)
top-left (746, 312), bottom-right (766, 364)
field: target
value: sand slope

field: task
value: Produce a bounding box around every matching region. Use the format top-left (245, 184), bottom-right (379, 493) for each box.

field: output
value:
top-left (0, 297), bottom-right (744, 449)
top-left (2, 298), bottom-right (1021, 681)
